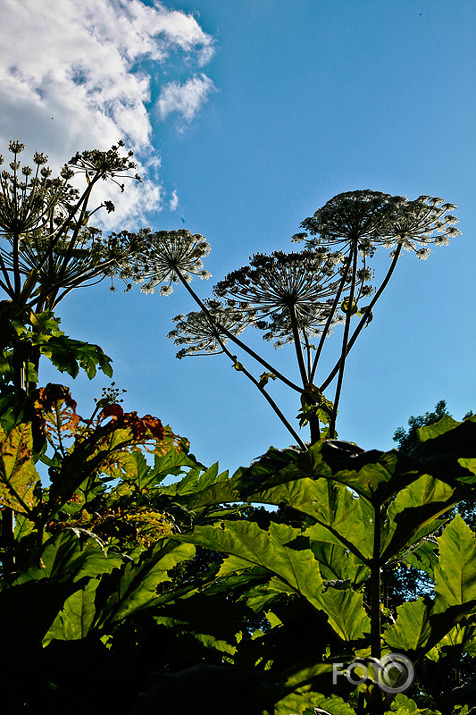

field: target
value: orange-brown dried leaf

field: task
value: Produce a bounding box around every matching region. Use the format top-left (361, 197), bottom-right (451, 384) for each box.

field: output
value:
top-left (100, 404), bottom-right (124, 421)
top-left (35, 383), bottom-right (81, 439)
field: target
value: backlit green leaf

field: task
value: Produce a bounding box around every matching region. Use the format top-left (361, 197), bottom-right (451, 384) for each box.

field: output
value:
top-left (433, 515), bottom-right (476, 614)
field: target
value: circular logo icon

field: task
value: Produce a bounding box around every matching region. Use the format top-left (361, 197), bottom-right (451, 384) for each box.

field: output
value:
top-left (378, 653), bottom-right (414, 693)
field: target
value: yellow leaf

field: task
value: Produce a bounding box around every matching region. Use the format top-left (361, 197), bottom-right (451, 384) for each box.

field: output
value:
top-left (0, 423), bottom-right (40, 514)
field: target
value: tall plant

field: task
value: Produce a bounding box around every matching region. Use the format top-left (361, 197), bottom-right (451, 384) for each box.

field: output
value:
top-left (119, 191), bottom-right (460, 445)
top-left (0, 139), bottom-right (142, 569)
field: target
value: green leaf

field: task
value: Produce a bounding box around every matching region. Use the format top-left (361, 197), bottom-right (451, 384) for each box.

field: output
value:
top-left (304, 480), bottom-right (374, 562)
top-left (177, 521), bottom-right (369, 640)
top-left (98, 539), bottom-right (195, 624)
top-left (390, 693), bottom-right (434, 714)
top-left (43, 579), bottom-right (98, 645)
top-left (411, 415), bottom-right (476, 485)
top-left (276, 690), bottom-right (356, 715)
top-left (417, 414), bottom-right (462, 442)
top-left (0, 389), bottom-right (26, 431)
top-left (14, 529), bottom-right (122, 585)
top-left (384, 597), bottom-right (432, 653)
top-left (433, 515), bottom-right (476, 614)
top-left (381, 473), bottom-right (457, 561)
top-left (311, 541), bottom-right (370, 587)
top-left (320, 585), bottom-right (370, 641)
top-left (40, 335), bottom-right (113, 379)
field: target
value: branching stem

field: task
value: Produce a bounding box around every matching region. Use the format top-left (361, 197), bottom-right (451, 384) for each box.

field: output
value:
top-left (175, 267), bottom-right (303, 395)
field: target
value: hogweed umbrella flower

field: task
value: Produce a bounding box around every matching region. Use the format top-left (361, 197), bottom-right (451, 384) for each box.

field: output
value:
top-left (118, 228), bottom-right (211, 295)
top-left (376, 195), bottom-right (461, 258)
top-left (295, 190), bottom-right (460, 259)
top-left (294, 190), bottom-right (399, 255)
top-left (213, 249), bottom-right (369, 347)
top-left (168, 299), bottom-right (255, 358)
top-left (0, 139), bottom-right (140, 308)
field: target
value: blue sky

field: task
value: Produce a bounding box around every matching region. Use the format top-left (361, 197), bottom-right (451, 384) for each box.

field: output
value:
top-left (1, 0), bottom-right (475, 474)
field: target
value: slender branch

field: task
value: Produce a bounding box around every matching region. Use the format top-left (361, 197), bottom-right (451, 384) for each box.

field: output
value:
top-left (0, 275), bottom-right (13, 296)
top-left (319, 245), bottom-right (402, 393)
top-left (345, 244), bottom-right (402, 357)
top-left (220, 342), bottom-right (306, 449)
top-left (174, 267), bottom-right (303, 394)
top-left (302, 328), bottom-right (312, 378)
top-left (310, 254), bottom-right (352, 383)
top-left (31, 179), bottom-right (96, 279)
top-left (289, 303), bottom-right (308, 386)
top-left (329, 243), bottom-right (358, 437)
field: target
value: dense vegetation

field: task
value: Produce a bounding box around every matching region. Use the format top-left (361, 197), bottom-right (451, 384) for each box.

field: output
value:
top-left (0, 141), bottom-right (474, 715)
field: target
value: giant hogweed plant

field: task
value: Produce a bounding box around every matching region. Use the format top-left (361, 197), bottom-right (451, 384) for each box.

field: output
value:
top-left (1, 380), bottom-right (475, 714)
top-left (0, 381), bottom-right (249, 713)
top-left (0, 139), bottom-right (147, 568)
top-left (158, 415), bottom-right (476, 715)
top-left (117, 191), bottom-right (461, 446)
top-left (0, 140), bottom-right (473, 714)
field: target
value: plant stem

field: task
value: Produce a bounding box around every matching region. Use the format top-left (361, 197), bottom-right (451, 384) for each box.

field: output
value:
top-left (309, 254), bottom-right (352, 384)
top-left (329, 243), bottom-right (358, 437)
top-left (220, 342), bottom-right (306, 449)
top-left (175, 268), bottom-right (303, 394)
top-left (370, 502), bottom-right (382, 715)
top-left (289, 303), bottom-right (308, 386)
top-left (1, 347), bottom-right (26, 575)
top-left (320, 245), bottom-right (402, 393)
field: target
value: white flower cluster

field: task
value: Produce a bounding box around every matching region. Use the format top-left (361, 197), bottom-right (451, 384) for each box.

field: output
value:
top-left (167, 299), bottom-right (253, 357)
top-left (213, 250), bottom-right (370, 348)
top-left (118, 228), bottom-right (211, 295)
top-left (295, 191), bottom-right (460, 259)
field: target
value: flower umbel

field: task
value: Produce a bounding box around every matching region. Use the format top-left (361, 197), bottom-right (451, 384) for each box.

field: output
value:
top-left (377, 195), bottom-right (461, 257)
top-left (119, 228), bottom-right (211, 295)
top-left (168, 299), bottom-right (253, 358)
top-left (294, 190), bottom-right (460, 259)
top-left (214, 249), bottom-right (368, 347)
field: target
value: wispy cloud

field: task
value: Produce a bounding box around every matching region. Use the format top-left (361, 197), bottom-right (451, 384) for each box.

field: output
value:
top-left (169, 189), bottom-right (179, 211)
top-left (0, 0), bottom-right (216, 226)
top-left (157, 74), bottom-right (216, 122)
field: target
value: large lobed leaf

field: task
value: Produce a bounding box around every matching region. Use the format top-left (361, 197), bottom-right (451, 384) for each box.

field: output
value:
top-left (176, 521), bottom-right (370, 641)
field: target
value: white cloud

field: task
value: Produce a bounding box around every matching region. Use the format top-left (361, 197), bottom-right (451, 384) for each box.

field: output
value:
top-left (0, 0), bottom-right (216, 227)
top-left (170, 189), bottom-right (179, 211)
top-left (158, 74), bottom-right (216, 122)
